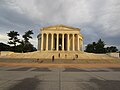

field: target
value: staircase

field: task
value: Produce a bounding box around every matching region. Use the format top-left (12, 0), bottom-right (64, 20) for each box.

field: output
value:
top-left (1, 51), bottom-right (116, 60)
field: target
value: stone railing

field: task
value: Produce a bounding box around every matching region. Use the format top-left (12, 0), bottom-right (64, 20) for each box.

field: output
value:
top-left (107, 52), bottom-right (120, 58)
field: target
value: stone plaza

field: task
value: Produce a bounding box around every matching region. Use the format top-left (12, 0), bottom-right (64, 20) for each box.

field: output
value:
top-left (0, 66), bottom-right (120, 90)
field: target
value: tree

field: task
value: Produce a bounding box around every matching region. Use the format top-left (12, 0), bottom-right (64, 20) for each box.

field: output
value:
top-left (95, 39), bottom-right (105, 53)
top-left (7, 31), bottom-right (20, 47)
top-left (22, 30), bottom-right (37, 52)
top-left (106, 46), bottom-right (118, 53)
top-left (85, 39), bottom-right (106, 53)
top-left (85, 39), bottom-right (118, 53)
top-left (0, 43), bottom-right (11, 51)
top-left (5, 30), bottom-right (37, 52)
top-left (22, 42), bottom-right (37, 52)
top-left (22, 30), bottom-right (33, 43)
top-left (85, 44), bottom-right (95, 53)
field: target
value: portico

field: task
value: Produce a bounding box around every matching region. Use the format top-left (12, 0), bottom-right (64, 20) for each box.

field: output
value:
top-left (37, 25), bottom-right (83, 51)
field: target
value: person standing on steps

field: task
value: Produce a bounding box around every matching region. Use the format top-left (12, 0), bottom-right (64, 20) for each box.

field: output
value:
top-left (58, 53), bottom-right (60, 58)
top-left (65, 54), bottom-right (67, 59)
top-left (52, 55), bottom-right (54, 62)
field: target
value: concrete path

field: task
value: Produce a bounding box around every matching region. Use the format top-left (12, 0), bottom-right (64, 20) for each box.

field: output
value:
top-left (0, 66), bottom-right (120, 90)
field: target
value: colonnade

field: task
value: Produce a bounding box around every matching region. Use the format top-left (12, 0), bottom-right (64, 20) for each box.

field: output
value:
top-left (39, 33), bottom-right (82, 51)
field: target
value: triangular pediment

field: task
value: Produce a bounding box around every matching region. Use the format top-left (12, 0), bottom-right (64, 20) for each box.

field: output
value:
top-left (42, 24), bottom-right (80, 31)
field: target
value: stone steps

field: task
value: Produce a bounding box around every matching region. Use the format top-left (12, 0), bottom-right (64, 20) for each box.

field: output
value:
top-left (1, 51), bottom-right (116, 60)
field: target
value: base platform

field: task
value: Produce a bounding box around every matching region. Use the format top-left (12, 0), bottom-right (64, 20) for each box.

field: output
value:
top-left (0, 51), bottom-right (117, 60)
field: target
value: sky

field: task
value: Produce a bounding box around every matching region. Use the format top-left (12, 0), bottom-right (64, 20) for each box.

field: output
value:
top-left (0, 0), bottom-right (120, 50)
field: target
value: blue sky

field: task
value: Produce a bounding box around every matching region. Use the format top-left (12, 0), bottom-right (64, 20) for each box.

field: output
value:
top-left (0, 0), bottom-right (120, 50)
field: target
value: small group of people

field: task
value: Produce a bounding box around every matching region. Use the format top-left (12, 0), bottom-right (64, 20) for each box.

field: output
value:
top-left (52, 53), bottom-right (79, 61)
top-left (35, 59), bottom-right (43, 63)
top-left (73, 54), bottom-right (78, 60)
top-left (58, 53), bottom-right (68, 58)
top-left (52, 53), bottom-right (60, 62)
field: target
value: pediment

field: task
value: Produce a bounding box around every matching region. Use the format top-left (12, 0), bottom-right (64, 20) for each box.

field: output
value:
top-left (41, 24), bottom-right (80, 31)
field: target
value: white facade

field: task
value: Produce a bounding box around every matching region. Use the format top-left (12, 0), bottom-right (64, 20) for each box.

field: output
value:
top-left (37, 25), bottom-right (83, 51)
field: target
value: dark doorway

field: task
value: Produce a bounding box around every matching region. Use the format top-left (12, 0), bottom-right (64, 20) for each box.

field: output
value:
top-left (64, 34), bottom-right (67, 51)
top-left (59, 34), bottom-right (62, 50)
top-left (54, 37), bottom-right (56, 50)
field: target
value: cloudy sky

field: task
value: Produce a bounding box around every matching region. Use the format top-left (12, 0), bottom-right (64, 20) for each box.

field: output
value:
top-left (0, 0), bottom-right (120, 50)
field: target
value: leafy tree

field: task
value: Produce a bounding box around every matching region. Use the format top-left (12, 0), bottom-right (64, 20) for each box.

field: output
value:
top-left (6, 30), bottom-right (36, 53)
top-left (95, 39), bottom-right (105, 53)
top-left (22, 42), bottom-right (37, 52)
top-left (85, 39), bottom-right (118, 53)
top-left (21, 30), bottom-right (37, 52)
top-left (106, 46), bottom-right (118, 53)
top-left (0, 43), bottom-right (11, 51)
top-left (7, 31), bottom-right (20, 47)
top-left (85, 39), bottom-right (106, 53)
top-left (85, 44), bottom-right (94, 53)
top-left (22, 30), bottom-right (33, 43)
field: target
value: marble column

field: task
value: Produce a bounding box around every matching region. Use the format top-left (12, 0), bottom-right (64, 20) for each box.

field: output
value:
top-left (81, 40), bottom-right (83, 51)
top-left (46, 34), bottom-right (48, 50)
top-left (67, 34), bottom-right (69, 51)
top-left (77, 34), bottom-right (80, 51)
top-left (39, 38), bottom-right (41, 50)
top-left (51, 33), bottom-right (53, 50)
top-left (56, 34), bottom-right (59, 51)
top-left (38, 38), bottom-right (39, 50)
top-left (62, 34), bottom-right (64, 51)
top-left (72, 34), bottom-right (75, 51)
top-left (41, 33), bottom-right (43, 51)
top-left (79, 39), bottom-right (82, 51)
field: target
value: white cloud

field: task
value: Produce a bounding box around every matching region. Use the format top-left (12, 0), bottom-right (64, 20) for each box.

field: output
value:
top-left (30, 38), bottom-right (38, 48)
top-left (0, 34), bottom-right (8, 43)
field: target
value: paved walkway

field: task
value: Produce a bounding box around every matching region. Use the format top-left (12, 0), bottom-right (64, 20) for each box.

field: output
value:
top-left (0, 66), bottom-right (120, 90)
top-left (1, 62), bottom-right (120, 68)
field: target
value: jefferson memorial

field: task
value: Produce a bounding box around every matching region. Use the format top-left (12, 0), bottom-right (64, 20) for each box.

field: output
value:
top-left (37, 25), bottom-right (83, 51)
top-left (0, 25), bottom-right (114, 60)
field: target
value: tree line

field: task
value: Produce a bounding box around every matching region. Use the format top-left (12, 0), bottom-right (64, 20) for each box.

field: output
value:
top-left (0, 30), bottom-right (37, 52)
top-left (85, 39), bottom-right (118, 53)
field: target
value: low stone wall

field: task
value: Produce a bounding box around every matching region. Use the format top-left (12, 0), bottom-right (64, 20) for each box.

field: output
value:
top-left (107, 53), bottom-right (120, 58)
top-left (0, 51), bottom-right (14, 56)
